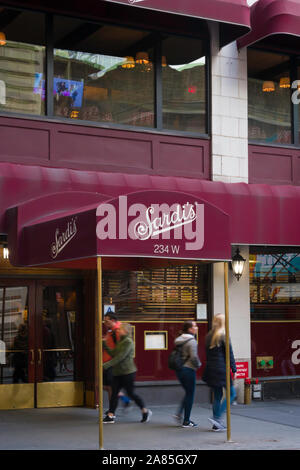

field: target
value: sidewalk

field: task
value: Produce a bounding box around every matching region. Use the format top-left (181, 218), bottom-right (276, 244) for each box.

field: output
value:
top-left (0, 399), bottom-right (300, 450)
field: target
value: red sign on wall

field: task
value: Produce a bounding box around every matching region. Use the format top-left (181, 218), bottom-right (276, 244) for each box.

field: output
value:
top-left (235, 362), bottom-right (249, 379)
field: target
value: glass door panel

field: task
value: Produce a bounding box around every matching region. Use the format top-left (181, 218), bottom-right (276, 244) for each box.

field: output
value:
top-left (36, 282), bottom-right (83, 408)
top-left (41, 286), bottom-right (77, 382)
top-left (0, 284), bottom-right (34, 409)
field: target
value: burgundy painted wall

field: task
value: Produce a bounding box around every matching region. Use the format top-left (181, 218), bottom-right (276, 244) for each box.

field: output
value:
top-left (249, 144), bottom-right (300, 185)
top-left (251, 322), bottom-right (300, 377)
top-left (131, 322), bottom-right (207, 382)
top-left (0, 116), bottom-right (210, 179)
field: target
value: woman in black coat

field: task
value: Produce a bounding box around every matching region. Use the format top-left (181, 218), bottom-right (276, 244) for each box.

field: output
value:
top-left (202, 314), bottom-right (237, 431)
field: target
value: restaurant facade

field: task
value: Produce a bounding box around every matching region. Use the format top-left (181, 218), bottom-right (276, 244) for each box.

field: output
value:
top-left (0, 0), bottom-right (300, 411)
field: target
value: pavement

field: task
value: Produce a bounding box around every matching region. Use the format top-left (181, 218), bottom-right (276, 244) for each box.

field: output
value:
top-left (0, 399), bottom-right (300, 451)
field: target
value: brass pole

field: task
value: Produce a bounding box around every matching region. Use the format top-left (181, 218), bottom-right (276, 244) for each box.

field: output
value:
top-left (224, 261), bottom-right (232, 442)
top-left (97, 257), bottom-right (104, 450)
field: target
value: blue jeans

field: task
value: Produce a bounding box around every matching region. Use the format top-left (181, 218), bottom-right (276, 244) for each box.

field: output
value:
top-left (212, 384), bottom-right (236, 421)
top-left (176, 367), bottom-right (196, 423)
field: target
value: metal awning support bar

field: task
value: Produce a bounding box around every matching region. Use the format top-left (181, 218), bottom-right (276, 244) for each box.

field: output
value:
top-left (224, 262), bottom-right (232, 442)
top-left (97, 257), bottom-right (104, 450)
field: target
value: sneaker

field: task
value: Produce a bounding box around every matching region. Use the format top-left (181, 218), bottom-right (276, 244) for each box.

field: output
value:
top-left (104, 410), bottom-right (116, 419)
top-left (211, 423), bottom-right (227, 432)
top-left (103, 415), bottom-right (115, 424)
top-left (182, 421), bottom-right (198, 428)
top-left (208, 417), bottom-right (226, 430)
top-left (141, 409), bottom-right (152, 423)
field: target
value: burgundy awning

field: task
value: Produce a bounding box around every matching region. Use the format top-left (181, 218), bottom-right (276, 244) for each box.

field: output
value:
top-left (238, 0), bottom-right (300, 51)
top-left (2, 162), bottom-right (300, 266)
top-left (103, 0), bottom-right (251, 47)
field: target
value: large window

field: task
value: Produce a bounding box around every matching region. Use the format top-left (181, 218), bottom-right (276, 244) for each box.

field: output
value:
top-left (250, 249), bottom-right (300, 320)
top-left (102, 264), bottom-right (209, 321)
top-left (0, 8), bottom-right (208, 135)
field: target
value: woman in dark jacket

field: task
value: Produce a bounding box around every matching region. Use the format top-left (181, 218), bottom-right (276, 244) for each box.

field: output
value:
top-left (202, 314), bottom-right (237, 431)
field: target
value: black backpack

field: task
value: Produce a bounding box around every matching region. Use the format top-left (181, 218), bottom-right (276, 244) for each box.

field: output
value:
top-left (168, 338), bottom-right (193, 371)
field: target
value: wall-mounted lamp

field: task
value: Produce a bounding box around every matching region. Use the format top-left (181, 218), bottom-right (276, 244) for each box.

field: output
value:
top-left (3, 247), bottom-right (9, 259)
top-left (231, 248), bottom-right (246, 281)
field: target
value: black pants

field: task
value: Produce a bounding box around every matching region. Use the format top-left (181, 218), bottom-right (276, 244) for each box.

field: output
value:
top-left (109, 372), bottom-right (145, 414)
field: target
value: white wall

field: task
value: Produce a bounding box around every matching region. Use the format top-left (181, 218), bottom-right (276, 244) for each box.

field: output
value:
top-left (209, 22), bottom-right (248, 183)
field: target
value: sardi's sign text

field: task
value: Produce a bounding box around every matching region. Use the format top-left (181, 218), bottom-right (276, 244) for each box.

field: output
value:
top-left (96, 195), bottom-right (204, 255)
top-left (95, 190), bottom-right (230, 260)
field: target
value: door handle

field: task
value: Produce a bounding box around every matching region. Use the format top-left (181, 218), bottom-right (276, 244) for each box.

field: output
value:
top-left (38, 349), bottom-right (42, 365)
top-left (30, 349), bottom-right (34, 365)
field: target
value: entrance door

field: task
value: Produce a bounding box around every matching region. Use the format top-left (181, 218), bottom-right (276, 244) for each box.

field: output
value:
top-left (0, 279), bottom-right (84, 409)
top-left (35, 280), bottom-right (84, 408)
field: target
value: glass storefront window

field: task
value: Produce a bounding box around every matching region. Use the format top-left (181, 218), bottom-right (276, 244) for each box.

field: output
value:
top-left (0, 9), bottom-right (45, 116)
top-left (102, 264), bottom-right (209, 321)
top-left (162, 36), bottom-right (206, 133)
top-left (250, 250), bottom-right (300, 320)
top-left (248, 49), bottom-right (292, 145)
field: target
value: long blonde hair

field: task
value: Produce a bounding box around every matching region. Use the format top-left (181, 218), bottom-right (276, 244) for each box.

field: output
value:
top-left (209, 314), bottom-right (225, 349)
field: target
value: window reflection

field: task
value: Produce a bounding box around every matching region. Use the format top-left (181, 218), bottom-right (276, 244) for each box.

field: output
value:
top-left (162, 36), bottom-right (206, 133)
top-left (0, 286), bottom-right (29, 384)
top-left (42, 287), bottom-right (78, 382)
top-left (53, 19), bottom-right (155, 127)
top-left (250, 251), bottom-right (300, 320)
top-left (248, 49), bottom-right (292, 145)
top-left (0, 9), bottom-right (45, 116)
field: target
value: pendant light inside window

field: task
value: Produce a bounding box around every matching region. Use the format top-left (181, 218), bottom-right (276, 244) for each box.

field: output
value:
top-left (0, 32), bottom-right (6, 46)
top-left (262, 81), bottom-right (275, 92)
top-left (122, 56), bottom-right (135, 69)
top-left (135, 51), bottom-right (149, 65)
top-left (279, 76), bottom-right (290, 89)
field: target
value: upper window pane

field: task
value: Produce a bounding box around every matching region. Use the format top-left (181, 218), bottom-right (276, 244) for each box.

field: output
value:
top-left (0, 8), bottom-right (45, 116)
top-left (248, 49), bottom-right (291, 145)
top-left (250, 251), bottom-right (300, 320)
top-left (162, 36), bottom-right (206, 133)
top-left (53, 17), bottom-right (154, 127)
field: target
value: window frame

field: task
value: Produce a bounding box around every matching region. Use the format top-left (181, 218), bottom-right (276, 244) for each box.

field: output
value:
top-left (0, 8), bottom-right (210, 139)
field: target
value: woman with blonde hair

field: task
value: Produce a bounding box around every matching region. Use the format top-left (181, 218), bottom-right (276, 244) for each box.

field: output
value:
top-left (202, 314), bottom-right (237, 431)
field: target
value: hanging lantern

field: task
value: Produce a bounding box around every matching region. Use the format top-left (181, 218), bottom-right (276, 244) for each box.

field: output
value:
top-left (231, 248), bottom-right (246, 281)
top-left (262, 81), bottom-right (275, 92)
top-left (279, 76), bottom-right (290, 88)
top-left (0, 32), bottom-right (6, 46)
top-left (122, 56), bottom-right (135, 69)
top-left (136, 51), bottom-right (149, 65)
